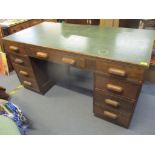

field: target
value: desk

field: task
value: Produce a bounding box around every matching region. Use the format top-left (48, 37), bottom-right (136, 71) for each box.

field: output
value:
top-left (2, 22), bottom-right (155, 128)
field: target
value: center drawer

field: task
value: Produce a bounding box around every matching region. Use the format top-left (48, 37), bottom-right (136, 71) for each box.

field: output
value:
top-left (95, 74), bottom-right (141, 100)
top-left (26, 46), bottom-right (85, 69)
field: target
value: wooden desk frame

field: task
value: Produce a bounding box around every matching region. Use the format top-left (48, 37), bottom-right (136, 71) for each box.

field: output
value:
top-left (2, 22), bottom-right (154, 128)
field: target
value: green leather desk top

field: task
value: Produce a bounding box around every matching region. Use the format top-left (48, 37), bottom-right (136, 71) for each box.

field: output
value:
top-left (3, 22), bottom-right (155, 66)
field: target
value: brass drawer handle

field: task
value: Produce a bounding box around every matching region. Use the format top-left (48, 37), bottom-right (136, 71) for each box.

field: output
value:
top-left (108, 68), bottom-right (126, 77)
top-left (105, 99), bottom-right (120, 108)
top-left (15, 58), bottom-right (24, 64)
top-left (62, 57), bottom-right (76, 65)
top-left (106, 84), bottom-right (123, 93)
top-left (23, 81), bottom-right (32, 86)
top-left (36, 52), bottom-right (48, 59)
top-left (9, 46), bottom-right (19, 52)
top-left (103, 111), bottom-right (118, 120)
top-left (19, 70), bottom-right (29, 76)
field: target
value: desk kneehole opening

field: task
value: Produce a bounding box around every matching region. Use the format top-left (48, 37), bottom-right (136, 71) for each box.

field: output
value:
top-left (62, 57), bottom-right (76, 65)
top-left (106, 83), bottom-right (123, 93)
top-left (103, 111), bottom-right (118, 120)
top-left (36, 52), bottom-right (48, 59)
top-left (23, 81), bottom-right (32, 87)
top-left (108, 67), bottom-right (126, 77)
top-left (105, 99), bottom-right (120, 108)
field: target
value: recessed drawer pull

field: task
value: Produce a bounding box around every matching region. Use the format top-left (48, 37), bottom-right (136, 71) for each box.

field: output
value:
top-left (23, 81), bottom-right (32, 86)
top-left (103, 111), bottom-right (118, 120)
top-left (105, 99), bottom-right (120, 108)
top-left (36, 52), bottom-right (48, 59)
top-left (108, 68), bottom-right (126, 77)
top-left (15, 58), bottom-right (24, 64)
top-left (106, 84), bottom-right (123, 93)
top-left (9, 46), bottom-right (19, 52)
top-left (62, 57), bottom-right (76, 65)
top-left (19, 70), bottom-right (29, 76)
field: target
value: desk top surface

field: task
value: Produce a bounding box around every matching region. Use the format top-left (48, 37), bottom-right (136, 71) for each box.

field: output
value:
top-left (3, 22), bottom-right (155, 66)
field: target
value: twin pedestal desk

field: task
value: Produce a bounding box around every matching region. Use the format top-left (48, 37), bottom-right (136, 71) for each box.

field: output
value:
top-left (2, 22), bottom-right (155, 128)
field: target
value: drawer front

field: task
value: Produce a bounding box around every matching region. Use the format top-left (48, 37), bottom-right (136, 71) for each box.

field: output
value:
top-left (93, 104), bottom-right (131, 128)
top-left (18, 77), bottom-right (40, 92)
top-left (95, 74), bottom-right (141, 100)
top-left (52, 53), bottom-right (85, 68)
top-left (12, 63), bottom-right (35, 79)
top-left (10, 55), bottom-right (31, 67)
top-left (94, 90), bottom-right (135, 114)
top-left (26, 47), bottom-right (85, 69)
top-left (4, 41), bottom-right (26, 56)
top-left (96, 60), bottom-right (145, 83)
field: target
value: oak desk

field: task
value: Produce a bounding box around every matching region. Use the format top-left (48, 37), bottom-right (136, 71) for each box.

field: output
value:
top-left (2, 22), bottom-right (155, 128)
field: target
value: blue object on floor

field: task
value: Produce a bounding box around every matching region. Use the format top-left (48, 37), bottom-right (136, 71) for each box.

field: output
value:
top-left (1, 101), bottom-right (29, 134)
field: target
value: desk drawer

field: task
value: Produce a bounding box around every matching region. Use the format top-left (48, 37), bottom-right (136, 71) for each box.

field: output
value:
top-left (54, 53), bottom-right (85, 68)
top-left (10, 55), bottom-right (31, 67)
top-left (95, 74), bottom-right (141, 100)
top-left (19, 77), bottom-right (40, 92)
top-left (96, 60), bottom-right (145, 83)
top-left (4, 41), bottom-right (26, 56)
top-left (93, 104), bottom-right (131, 128)
top-left (94, 90), bottom-right (135, 114)
top-left (26, 47), bottom-right (85, 68)
top-left (12, 63), bottom-right (35, 79)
